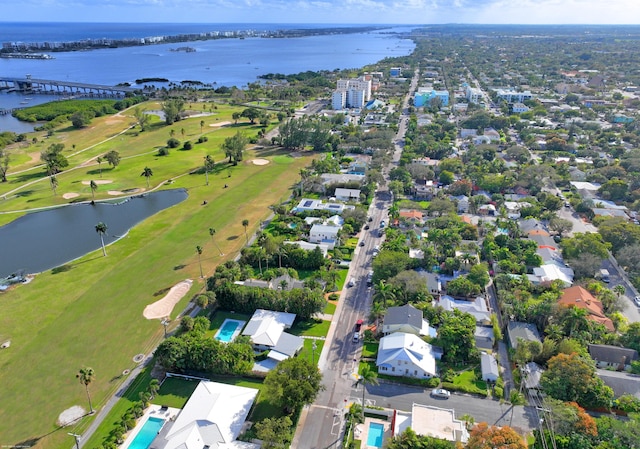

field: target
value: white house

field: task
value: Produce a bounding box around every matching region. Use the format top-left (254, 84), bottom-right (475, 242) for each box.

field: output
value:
top-left (241, 309), bottom-right (302, 361)
top-left (283, 241), bottom-right (329, 257)
top-left (293, 198), bottom-right (353, 215)
top-left (376, 332), bottom-right (438, 379)
top-left (480, 352), bottom-right (499, 382)
top-left (439, 296), bottom-right (491, 325)
top-left (150, 381), bottom-right (259, 449)
top-left (511, 103), bottom-right (530, 113)
top-left (334, 188), bottom-right (361, 202)
top-left (309, 224), bottom-right (340, 249)
top-left (394, 404), bottom-right (469, 444)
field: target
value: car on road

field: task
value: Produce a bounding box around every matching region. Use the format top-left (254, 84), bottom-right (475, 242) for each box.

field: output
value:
top-left (352, 332), bottom-right (360, 343)
top-left (430, 388), bottom-right (450, 399)
top-left (635, 296), bottom-right (640, 307)
top-left (368, 217), bottom-right (373, 222)
top-left (355, 319), bottom-right (363, 332)
top-left (359, 241), bottom-right (365, 247)
top-left (565, 201), bottom-right (571, 208)
top-left (364, 224), bottom-right (370, 230)
top-left (379, 220), bottom-right (386, 228)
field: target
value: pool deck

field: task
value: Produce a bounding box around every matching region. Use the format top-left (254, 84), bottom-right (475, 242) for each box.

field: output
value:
top-left (356, 418), bottom-right (391, 449)
top-left (120, 404), bottom-right (180, 449)
top-left (213, 318), bottom-right (246, 343)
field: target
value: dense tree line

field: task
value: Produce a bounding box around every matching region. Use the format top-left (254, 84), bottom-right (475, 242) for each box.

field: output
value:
top-left (208, 281), bottom-right (326, 320)
top-left (155, 316), bottom-right (254, 375)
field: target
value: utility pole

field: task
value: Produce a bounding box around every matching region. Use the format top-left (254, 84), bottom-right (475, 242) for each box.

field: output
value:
top-left (68, 433), bottom-right (81, 449)
top-left (161, 318), bottom-right (170, 338)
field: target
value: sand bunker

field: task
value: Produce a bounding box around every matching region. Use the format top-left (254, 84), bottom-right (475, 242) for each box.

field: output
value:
top-left (62, 192), bottom-right (80, 199)
top-left (143, 279), bottom-right (193, 319)
top-left (58, 405), bottom-right (86, 426)
top-left (108, 190), bottom-right (124, 196)
top-left (252, 159), bottom-right (270, 166)
top-left (82, 180), bottom-right (113, 185)
top-left (209, 121), bottom-right (231, 127)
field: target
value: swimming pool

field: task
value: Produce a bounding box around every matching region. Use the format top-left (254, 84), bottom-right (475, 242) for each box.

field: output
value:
top-left (127, 416), bottom-right (164, 449)
top-left (367, 422), bottom-right (385, 448)
top-left (215, 319), bottom-right (242, 343)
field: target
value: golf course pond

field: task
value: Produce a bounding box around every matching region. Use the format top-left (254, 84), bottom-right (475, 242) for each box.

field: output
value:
top-left (0, 189), bottom-right (188, 279)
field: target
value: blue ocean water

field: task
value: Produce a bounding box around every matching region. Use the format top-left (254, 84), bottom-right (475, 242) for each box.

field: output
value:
top-left (0, 22), bottom-right (416, 132)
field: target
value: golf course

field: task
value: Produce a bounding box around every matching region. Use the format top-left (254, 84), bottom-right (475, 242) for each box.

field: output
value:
top-left (0, 100), bottom-right (312, 448)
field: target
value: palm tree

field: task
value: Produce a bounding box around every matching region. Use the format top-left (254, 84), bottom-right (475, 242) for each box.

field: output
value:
top-left (141, 166), bottom-right (153, 189)
top-left (50, 175), bottom-right (58, 196)
top-left (77, 367), bottom-right (95, 414)
top-left (204, 155), bottom-right (215, 186)
top-left (208, 227), bottom-right (223, 255)
top-left (613, 285), bottom-right (626, 298)
top-left (373, 280), bottom-right (395, 308)
top-left (357, 364), bottom-right (379, 421)
top-left (242, 219), bottom-right (249, 244)
top-left (200, 120), bottom-right (205, 133)
top-left (96, 156), bottom-right (103, 178)
top-left (196, 246), bottom-right (204, 278)
top-left (95, 222), bottom-right (108, 256)
top-left (89, 180), bottom-right (98, 202)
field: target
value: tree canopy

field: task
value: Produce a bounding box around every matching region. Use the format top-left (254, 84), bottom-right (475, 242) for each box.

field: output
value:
top-left (263, 356), bottom-right (323, 414)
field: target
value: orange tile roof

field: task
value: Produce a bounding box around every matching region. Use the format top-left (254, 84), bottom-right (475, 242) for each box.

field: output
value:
top-left (558, 286), bottom-right (615, 332)
top-left (528, 229), bottom-right (550, 236)
top-left (399, 209), bottom-right (424, 220)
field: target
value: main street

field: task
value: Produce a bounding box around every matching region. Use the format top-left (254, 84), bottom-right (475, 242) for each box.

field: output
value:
top-left (292, 70), bottom-right (419, 449)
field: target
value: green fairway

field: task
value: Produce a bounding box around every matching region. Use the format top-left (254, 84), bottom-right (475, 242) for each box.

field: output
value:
top-left (0, 101), bottom-right (314, 448)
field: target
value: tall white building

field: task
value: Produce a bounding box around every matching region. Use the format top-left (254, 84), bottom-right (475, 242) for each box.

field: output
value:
top-left (333, 76), bottom-right (372, 109)
top-left (466, 86), bottom-right (483, 103)
top-left (496, 89), bottom-right (533, 103)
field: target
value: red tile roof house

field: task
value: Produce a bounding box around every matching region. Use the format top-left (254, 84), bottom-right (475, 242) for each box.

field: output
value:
top-left (557, 286), bottom-right (615, 332)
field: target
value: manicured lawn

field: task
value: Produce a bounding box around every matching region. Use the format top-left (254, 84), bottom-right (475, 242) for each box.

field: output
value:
top-left (0, 100), bottom-right (314, 447)
top-left (289, 319), bottom-right (331, 337)
top-left (298, 338), bottom-right (325, 366)
top-left (324, 301), bottom-right (337, 315)
top-left (362, 342), bottom-right (379, 358)
top-left (153, 377), bottom-right (199, 409)
top-left (443, 368), bottom-right (488, 396)
top-left (334, 268), bottom-right (349, 291)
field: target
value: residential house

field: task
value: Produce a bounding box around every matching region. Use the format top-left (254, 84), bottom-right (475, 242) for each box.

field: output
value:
top-left (149, 381), bottom-right (259, 449)
top-left (347, 161), bottom-right (367, 175)
top-left (413, 181), bottom-right (436, 199)
top-left (504, 201), bottom-right (531, 219)
top-left (412, 157), bottom-right (440, 167)
top-left (283, 241), bottom-right (329, 257)
top-left (394, 404), bottom-right (469, 444)
top-left (293, 198), bottom-right (353, 214)
top-left (523, 362), bottom-right (545, 392)
top-left (507, 322), bottom-right (542, 349)
top-left (495, 89), bottom-right (533, 103)
top-left (558, 286), bottom-right (615, 332)
top-left (383, 304), bottom-right (435, 337)
top-left (309, 224), bottom-right (340, 249)
top-left (466, 86), bottom-right (483, 103)
top-left (451, 195), bottom-right (469, 213)
top-left (532, 264), bottom-right (574, 287)
top-left (439, 296), bottom-right (491, 325)
top-left (480, 352), bottom-right (500, 382)
top-left (320, 173), bottom-right (365, 186)
top-left (423, 272), bottom-right (442, 298)
top-left (588, 344), bottom-right (639, 371)
top-left (242, 309), bottom-right (303, 361)
top-left (478, 204), bottom-right (496, 216)
top-left (460, 129), bottom-right (478, 139)
top-left (475, 326), bottom-right (495, 350)
top-left (511, 103), bottom-right (530, 113)
top-left (483, 128), bottom-right (501, 142)
top-left (390, 67), bottom-right (402, 77)
top-left (399, 209), bottom-right (425, 225)
top-left (376, 332), bottom-right (439, 378)
top-left (334, 188), bottom-right (361, 202)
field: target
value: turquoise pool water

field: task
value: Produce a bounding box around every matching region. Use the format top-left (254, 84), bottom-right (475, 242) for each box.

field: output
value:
top-left (215, 320), bottom-right (240, 343)
top-left (127, 416), bottom-right (164, 449)
top-left (367, 422), bottom-right (385, 448)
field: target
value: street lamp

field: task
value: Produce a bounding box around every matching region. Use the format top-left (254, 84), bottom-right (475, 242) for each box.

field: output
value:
top-left (68, 433), bottom-right (81, 449)
top-left (161, 318), bottom-right (170, 338)
top-left (312, 340), bottom-right (317, 365)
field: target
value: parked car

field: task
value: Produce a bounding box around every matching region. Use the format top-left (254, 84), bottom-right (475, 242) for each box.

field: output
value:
top-left (634, 296), bottom-right (640, 307)
top-left (355, 319), bottom-right (363, 332)
top-left (364, 224), bottom-right (370, 230)
top-left (431, 388), bottom-right (450, 399)
top-left (359, 241), bottom-right (365, 247)
top-left (352, 332), bottom-right (360, 343)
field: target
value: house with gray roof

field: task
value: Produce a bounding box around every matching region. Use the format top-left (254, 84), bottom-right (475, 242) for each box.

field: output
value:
top-left (242, 309), bottom-right (303, 365)
top-left (439, 295), bottom-right (491, 325)
top-left (588, 344), bottom-right (639, 371)
top-left (383, 304), bottom-right (435, 337)
top-left (507, 322), bottom-right (542, 349)
top-left (475, 326), bottom-right (495, 350)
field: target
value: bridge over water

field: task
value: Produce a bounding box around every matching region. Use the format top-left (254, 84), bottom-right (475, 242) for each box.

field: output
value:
top-left (0, 76), bottom-right (142, 97)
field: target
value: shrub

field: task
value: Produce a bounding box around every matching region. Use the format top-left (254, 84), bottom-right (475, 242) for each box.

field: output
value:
top-left (158, 147), bottom-right (170, 156)
top-left (425, 377), bottom-right (440, 388)
top-left (441, 368), bottom-right (455, 383)
top-left (197, 136), bottom-right (208, 143)
top-left (183, 141), bottom-right (193, 150)
top-left (509, 390), bottom-right (524, 404)
top-left (328, 293), bottom-right (339, 301)
top-left (167, 137), bottom-right (180, 148)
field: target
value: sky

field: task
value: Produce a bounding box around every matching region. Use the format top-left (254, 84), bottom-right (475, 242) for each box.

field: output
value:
top-left (3, 0), bottom-right (640, 24)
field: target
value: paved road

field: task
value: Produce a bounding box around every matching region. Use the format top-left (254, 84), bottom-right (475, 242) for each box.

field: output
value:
top-left (352, 381), bottom-right (538, 434)
top-left (292, 69), bottom-right (420, 449)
